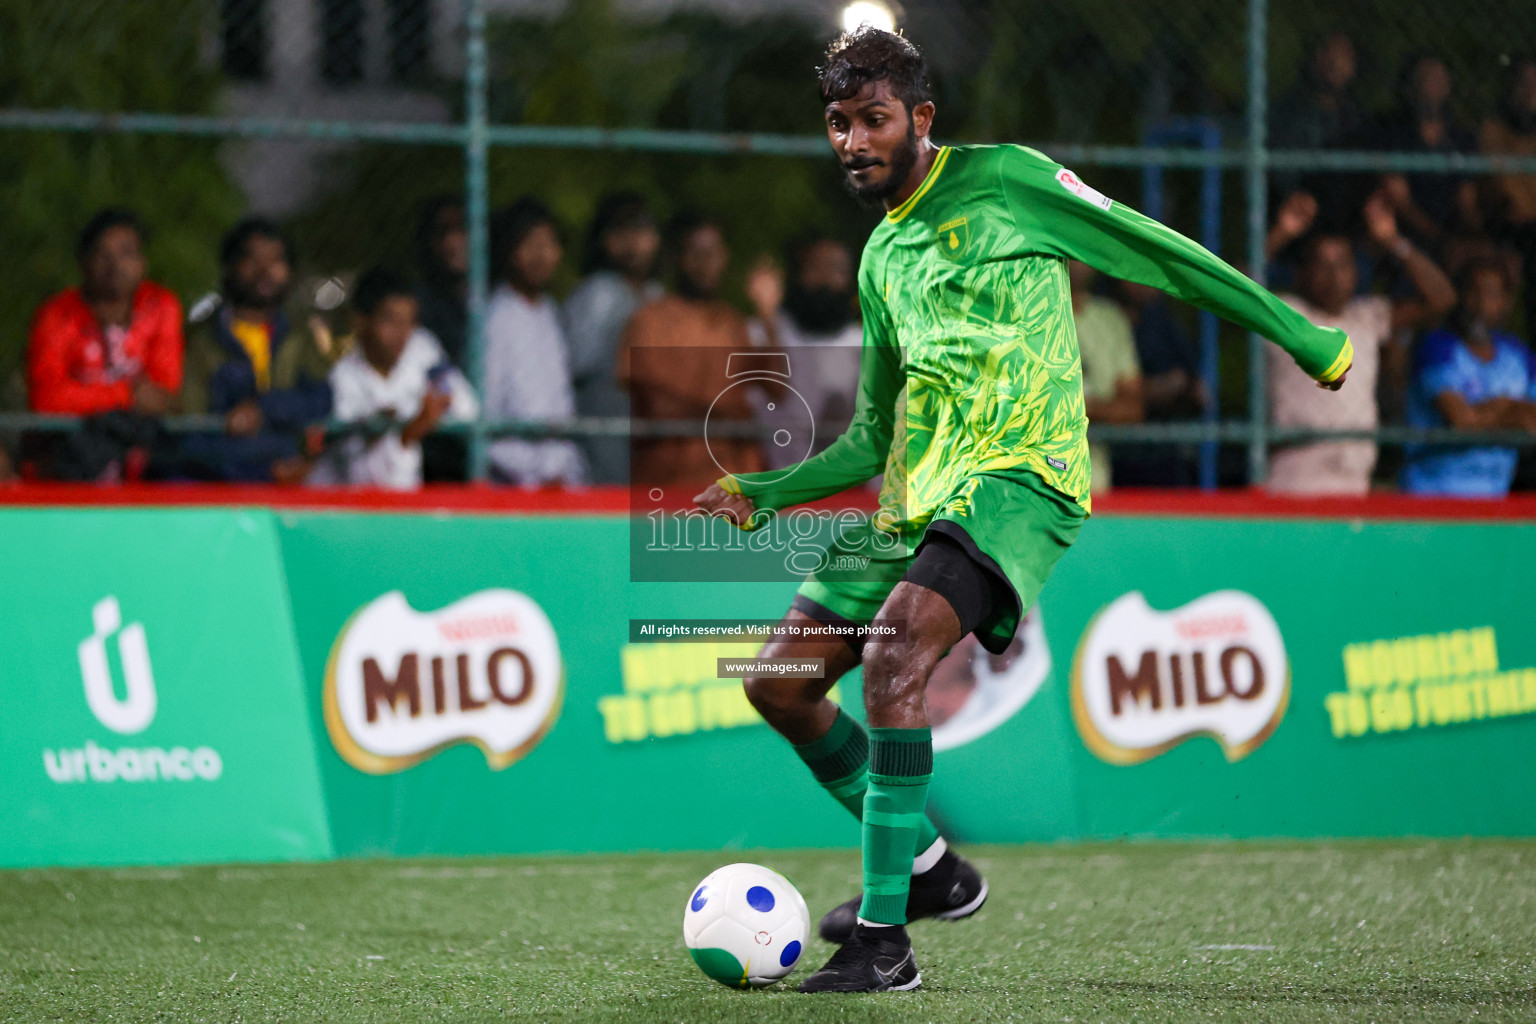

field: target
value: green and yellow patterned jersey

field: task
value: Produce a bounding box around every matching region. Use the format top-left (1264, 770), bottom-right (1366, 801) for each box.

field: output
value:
top-left (726, 144), bottom-right (1351, 524)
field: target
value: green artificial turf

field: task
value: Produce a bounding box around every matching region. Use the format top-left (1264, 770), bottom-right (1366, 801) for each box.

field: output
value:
top-left (2, 840), bottom-right (1534, 1023)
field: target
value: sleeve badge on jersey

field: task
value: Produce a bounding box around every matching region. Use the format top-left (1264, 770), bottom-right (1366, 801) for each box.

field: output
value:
top-left (936, 216), bottom-right (970, 258)
top-left (1055, 168), bottom-right (1114, 211)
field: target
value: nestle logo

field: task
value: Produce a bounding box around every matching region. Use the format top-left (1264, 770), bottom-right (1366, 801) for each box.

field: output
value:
top-left (1173, 614), bottom-right (1248, 640)
top-left (436, 614), bottom-right (522, 642)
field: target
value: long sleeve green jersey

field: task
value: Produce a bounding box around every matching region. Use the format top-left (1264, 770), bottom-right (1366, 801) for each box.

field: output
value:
top-left (725, 144), bottom-right (1351, 522)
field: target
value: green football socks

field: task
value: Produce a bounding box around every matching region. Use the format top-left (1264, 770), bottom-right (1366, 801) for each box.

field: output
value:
top-left (858, 727), bottom-right (934, 926)
top-left (793, 709), bottom-right (941, 856)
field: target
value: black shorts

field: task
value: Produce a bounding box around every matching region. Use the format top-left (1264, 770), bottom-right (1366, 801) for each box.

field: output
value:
top-left (790, 527), bottom-right (1005, 657)
top-left (903, 530), bottom-right (1007, 640)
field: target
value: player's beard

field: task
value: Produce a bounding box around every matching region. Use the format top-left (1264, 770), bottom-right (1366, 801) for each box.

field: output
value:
top-left (841, 121), bottom-right (920, 205)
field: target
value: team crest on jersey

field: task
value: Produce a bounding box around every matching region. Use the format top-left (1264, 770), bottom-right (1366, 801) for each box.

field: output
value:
top-left (936, 216), bottom-right (970, 258)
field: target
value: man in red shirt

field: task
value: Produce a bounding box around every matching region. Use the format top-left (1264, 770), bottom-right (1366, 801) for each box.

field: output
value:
top-left (27, 208), bottom-right (183, 416)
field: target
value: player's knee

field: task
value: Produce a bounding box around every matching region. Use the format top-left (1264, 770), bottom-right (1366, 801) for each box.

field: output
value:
top-left (742, 674), bottom-right (774, 713)
top-left (861, 636), bottom-right (943, 710)
top-left (743, 675), bottom-right (804, 722)
top-left (860, 640), bottom-right (901, 692)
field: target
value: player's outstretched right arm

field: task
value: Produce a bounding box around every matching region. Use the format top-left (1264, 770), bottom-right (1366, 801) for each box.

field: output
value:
top-left (998, 146), bottom-right (1352, 388)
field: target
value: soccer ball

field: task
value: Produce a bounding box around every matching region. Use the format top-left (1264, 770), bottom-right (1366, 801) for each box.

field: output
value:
top-left (683, 863), bottom-right (811, 987)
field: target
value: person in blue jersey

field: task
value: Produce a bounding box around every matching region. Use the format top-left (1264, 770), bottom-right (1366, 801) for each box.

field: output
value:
top-left (1403, 259), bottom-right (1536, 497)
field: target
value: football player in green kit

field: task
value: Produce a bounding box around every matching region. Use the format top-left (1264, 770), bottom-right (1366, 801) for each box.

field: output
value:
top-left (694, 27), bottom-right (1351, 993)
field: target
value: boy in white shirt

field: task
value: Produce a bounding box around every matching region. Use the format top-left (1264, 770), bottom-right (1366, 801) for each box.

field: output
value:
top-left (322, 267), bottom-right (478, 489)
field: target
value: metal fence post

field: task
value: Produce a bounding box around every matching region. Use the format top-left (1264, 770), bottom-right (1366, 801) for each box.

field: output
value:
top-left (1245, 0), bottom-right (1270, 487)
top-left (464, 0), bottom-right (491, 481)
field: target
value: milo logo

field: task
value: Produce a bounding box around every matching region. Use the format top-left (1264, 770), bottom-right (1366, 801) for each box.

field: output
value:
top-left (1070, 591), bottom-right (1289, 765)
top-left (324, 589), bottom-right (564, 774)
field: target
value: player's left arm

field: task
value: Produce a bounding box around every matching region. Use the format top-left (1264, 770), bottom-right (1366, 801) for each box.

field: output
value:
top-left (998, 147), bottom-right (1351, 390)
top-left (695, 280), bottom-right (902, 526)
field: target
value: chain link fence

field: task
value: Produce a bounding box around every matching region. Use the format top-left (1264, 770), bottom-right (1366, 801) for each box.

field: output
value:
top-left (3, 0), bottom-right (1535, 489)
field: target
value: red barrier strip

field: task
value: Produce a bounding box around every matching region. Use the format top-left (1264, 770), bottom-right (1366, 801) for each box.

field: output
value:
top-left (1090, 489), bottom-right (1536, 521)
top-left (1, 482), bottom-right (1534, 521)
top-left (0, 482), bottom-right (632, 514)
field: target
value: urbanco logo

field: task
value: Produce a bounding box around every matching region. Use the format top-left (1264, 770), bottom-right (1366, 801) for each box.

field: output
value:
top-left (323, 589), bottom-right (564, 774)
top-left (78, 595), bottom-right (156, 733)
top-left (1071, 590), bottom-right (1289, 765)
top-left (44, 597), bottom-right (223, 784)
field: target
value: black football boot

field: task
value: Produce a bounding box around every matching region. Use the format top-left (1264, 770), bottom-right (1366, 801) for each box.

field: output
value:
top-left (817, 848), bottom-right (988, 944)
top-left (798, 924), bottom-right (922, 993)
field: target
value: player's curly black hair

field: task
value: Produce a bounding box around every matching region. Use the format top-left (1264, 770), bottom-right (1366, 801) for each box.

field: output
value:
top-left (817, 26), bottom-right (931, 114)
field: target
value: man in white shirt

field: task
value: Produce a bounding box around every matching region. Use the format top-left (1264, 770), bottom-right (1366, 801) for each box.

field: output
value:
top-left (746, 237), bottom-right (864, 470)
top-left (323, 268), bottom-right (478, 489)
top-left (1268, 192), bottom-right (1455, 494)
top-left (563, 193), bottom-right (663, 483)
top-left (484, 198), bottom-right (587, 486)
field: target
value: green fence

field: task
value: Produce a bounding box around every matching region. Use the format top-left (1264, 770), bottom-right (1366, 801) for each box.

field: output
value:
top-left (5, 0), bottom-right (1536, 485)
top-left (4, 503), bottom-right (1534, 868)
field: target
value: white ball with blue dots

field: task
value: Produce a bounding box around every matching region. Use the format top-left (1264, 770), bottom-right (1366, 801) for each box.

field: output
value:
top-left (682, 863), bottom-right (811, 987)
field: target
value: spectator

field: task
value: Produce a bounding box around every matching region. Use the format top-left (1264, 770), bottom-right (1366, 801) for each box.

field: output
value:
top-left (1068, 261), bottom-right (1143, 494)
top-left (1271, 32), bottom-right (1367, 231)
top-left (619, 212), bottom-right (763, 489)
top-left (483, 198), bottom-right (587, 487)
top-left (28, 209), bottom-right (182, 417)
top-left (1268, 193), bottom-right (1455, 495)
top-left (1403, 260), bottom-right (1536, 498)
top-left (1369, 52), bottom-right (1479, 256)
top-left (1266, 190), bottom-right (1324, 264)
top-left (563, 192), bottom-right (662, 484)
top-left (1480, 56), bottom-right (1536, 322)
top-left (746, 237), bottom-right (862, 470)
top-left (414, 196), bottom-right (469, 370)
top-left (414, 197), bottom-right (470, 482)
top-left (180, 218), bottom-right (333, 483)
top-left (1111, 279), bottom-right (1206, 487)
top-left (317, 268), bottom-right (478, 490)
top-left (26, 209), bottom-right (183, 480)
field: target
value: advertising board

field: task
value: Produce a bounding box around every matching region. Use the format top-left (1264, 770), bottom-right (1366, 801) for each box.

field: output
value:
top-left (0, 509), bottom-right (332, 867)
top-left (3, 503), bottom-right (1532, 867)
